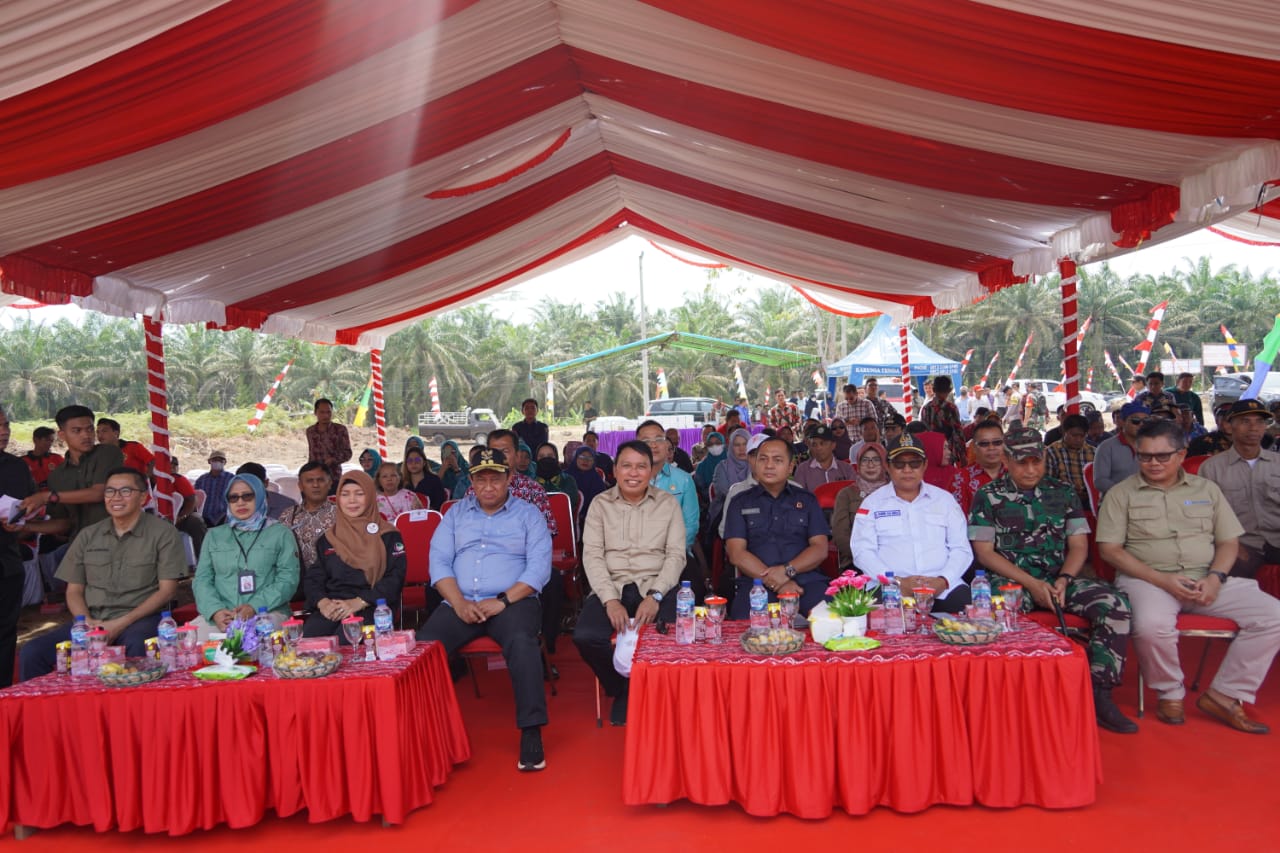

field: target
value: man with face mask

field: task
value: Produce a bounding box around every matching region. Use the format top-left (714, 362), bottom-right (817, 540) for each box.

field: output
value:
top-left (195, 450), bottom-right (235, 527)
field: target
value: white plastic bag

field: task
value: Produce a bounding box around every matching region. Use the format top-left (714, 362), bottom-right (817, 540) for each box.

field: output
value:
top-left (613, 621), bottom-right (639, 677)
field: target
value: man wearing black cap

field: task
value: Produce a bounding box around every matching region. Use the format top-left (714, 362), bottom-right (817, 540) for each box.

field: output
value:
top-left (850, 434), bottom-right (973, 614)
top-left (1189, 403), bottom-right (1234, 457)
top-left (795, 425), bottom-right (853, 492)
top-left (1201, 399), bottom-right (1280, 578)
top-left (1094, 402), bottom-right (1149, 496)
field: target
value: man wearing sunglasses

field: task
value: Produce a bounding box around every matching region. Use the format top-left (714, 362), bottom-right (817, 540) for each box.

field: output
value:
top-left (19, 467), bottom-right (188, 679)
top-left (951, 421), bottom-right (1007, 514)
top-left (1098, 419), bottom-right (1280, 733)
top-left (850, 434), bottom-right (973, 614)
top-left (1094, 401), bottom-right (1150, 497)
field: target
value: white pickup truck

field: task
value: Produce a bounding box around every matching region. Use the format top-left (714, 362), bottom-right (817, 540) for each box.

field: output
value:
top-left (417, 408), bottom-right (502, 445)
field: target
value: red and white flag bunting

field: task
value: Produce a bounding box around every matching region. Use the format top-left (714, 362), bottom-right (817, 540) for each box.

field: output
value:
top-left (429, 375), bottom-right (441, 414)
top-left (1003, 333), bottom-right (1034, 388)
top-left (1086, 367), bottom-right (1094, 392)
top-left (978, 352), bottom-right (999, 388)
top-left (246, 359), bottom-right (293, 432)
top-left (1132, 300), bottom-right (1169, 377)
top-left (959, 348), bottom-right (974, 382)
top-left (1104, 350), bottom-right (1126, 391)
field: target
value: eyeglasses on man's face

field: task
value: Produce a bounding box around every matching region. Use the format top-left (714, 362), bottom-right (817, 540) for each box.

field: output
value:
top-left (889, 457), bottom-right (925, 470)
top-left (975, 439), bottom-right (1004, 448)
top-left (103, 486), bottom-right (143, 498)
top-left (1136, 451), bottom-right (1179, 464)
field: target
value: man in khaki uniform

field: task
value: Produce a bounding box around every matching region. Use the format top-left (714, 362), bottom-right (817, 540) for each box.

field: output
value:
top-left (574, 440), bottom-right (686, 726)
top-left (1200, 399), bottom-right (1280, 578)
top-left (1098, 419), bottom-right (1280, 733)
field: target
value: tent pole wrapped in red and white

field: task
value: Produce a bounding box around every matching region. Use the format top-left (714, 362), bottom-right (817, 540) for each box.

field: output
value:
top-left (0, 0), bottom-right (1277, 342)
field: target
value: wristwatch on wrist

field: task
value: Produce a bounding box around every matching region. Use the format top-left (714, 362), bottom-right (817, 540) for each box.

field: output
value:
top-left (647, 589), bottom-right (663, 602)
top-left (1209, 571), bottom-right (1229, 585)
top-left (784, 563), bottom-right (797, 579)
top-left (496, 592), bottom-right (511, 607)
top-left (46, 490), bottom-right (59, 505)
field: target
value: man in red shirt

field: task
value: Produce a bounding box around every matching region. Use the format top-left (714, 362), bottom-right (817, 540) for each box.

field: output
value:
top-left (951, 420), bottom-right (1006, 513)
top-left (23, 426), bottom-right (63, 490)
top-left (96, 418), bottom-right (154, 474)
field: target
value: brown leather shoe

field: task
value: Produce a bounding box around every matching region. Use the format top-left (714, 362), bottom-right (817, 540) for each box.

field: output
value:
top-left (1196, 692), bottom-right (1270, 734)
top-left (1155, 698), bottom-right (1185, 725)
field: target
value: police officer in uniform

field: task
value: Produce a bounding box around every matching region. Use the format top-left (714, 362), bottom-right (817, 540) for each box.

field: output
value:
top-left (968, 428), bottom-right (1137, 733)
top-left (724, 437), bottom-right (830, 619)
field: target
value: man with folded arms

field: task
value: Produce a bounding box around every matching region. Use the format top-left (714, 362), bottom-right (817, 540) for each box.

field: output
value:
top-left (574, 440), bottom-right (685, 726)
top-left (20, 467), bottom-right (187, 679)
top-left (1199, 399), bottom-right (1280, 579)
top-left (1098, 418), bottom-right (1280, 733)
top-left (851, 434), bottom-right (973, 614)
top-left (969, 429), bottom-right (1136, 733)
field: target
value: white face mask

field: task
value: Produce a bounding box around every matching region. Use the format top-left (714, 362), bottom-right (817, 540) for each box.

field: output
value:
top-left (708, 444), bottom-right (725, 456)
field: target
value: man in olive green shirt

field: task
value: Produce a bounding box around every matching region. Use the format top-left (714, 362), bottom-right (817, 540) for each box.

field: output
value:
top-left (1098, 419), bottom-right (1280, 733)
top-left (17, 404), bottom-right (124, 542)
top-left (20, 468), bottom-right (188, 680)
top-left (574, 440), bottom-right (685, 725)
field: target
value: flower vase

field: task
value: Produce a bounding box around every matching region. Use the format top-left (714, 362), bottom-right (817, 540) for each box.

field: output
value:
top-left (841, 615), bottom-right (868, 638)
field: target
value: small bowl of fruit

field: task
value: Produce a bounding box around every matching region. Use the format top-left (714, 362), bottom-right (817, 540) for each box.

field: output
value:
top-left (933, 616), bottom-right (1002, 646)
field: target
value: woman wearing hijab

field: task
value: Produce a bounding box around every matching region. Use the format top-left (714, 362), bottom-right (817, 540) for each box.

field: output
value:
top-left (830, 443), bottom-right (889, 571)
top-left (303, 471), bottom-right (406, 638)
top-left (566, 446), bottom-right (608, 521)
top-left (534, 442), bottom-right (579, 508)
top-left (515, 439), bottom-right (536, 479)
top-left (439, 440), bottom-right (470, 497)
top-left (193, 473), bottom-right (300, 639)
top-left (709, 428), bottom-right (751, 525)
top-left (375, 461), bottom-right (425, 521)
top-left (403, 445), bottom-right (446, 510)
top-left (358, 447), bottom-right (382, 478)
top-left (694, 430), bottom-right (726, 496)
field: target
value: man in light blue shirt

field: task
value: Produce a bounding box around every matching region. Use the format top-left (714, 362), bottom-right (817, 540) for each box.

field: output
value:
top-left (636, 420), bottom-right (699, 549)
top-left (417, 448), bottom-right (552, 772)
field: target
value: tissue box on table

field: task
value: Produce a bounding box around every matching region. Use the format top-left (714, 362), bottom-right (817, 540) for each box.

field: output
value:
top-left (376, 630), bottom-right (416, 660)
top-left (296, 635), bottom-right (339, 654)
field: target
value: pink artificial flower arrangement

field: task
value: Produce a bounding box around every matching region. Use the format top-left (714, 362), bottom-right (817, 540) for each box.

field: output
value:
top-left (825, 570), bottom-right (881, 617)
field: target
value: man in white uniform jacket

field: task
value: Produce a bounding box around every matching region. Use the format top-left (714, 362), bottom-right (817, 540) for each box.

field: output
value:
top-left (850, 433), bottom-right (974, 614)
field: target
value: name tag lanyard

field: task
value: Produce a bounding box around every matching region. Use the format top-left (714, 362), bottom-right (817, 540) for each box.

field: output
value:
top-left (235, 526), bottom-right (266, 599)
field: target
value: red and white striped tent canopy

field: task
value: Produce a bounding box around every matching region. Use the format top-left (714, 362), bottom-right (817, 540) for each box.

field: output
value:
top-left (1, 0), bottom-right (1277, 347)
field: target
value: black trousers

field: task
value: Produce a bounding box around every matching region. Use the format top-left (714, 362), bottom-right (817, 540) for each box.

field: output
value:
top-left (302, 608), bottom-right (376, 643)
top-left (0, 570), bottom-right (22, 687)
top-left (417, 597), bottom-right (547, 730)
top-left (541, 574), bottom-right (563, 652)
top-left (573, 584), bottom-right (677, 698)
top-left (931, 585), bottom-right (974, 614)
top-left (728, 570), bottom-right (828, 620)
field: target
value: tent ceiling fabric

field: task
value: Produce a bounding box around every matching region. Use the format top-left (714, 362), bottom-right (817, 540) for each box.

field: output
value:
top-left (0, 0), bottom-right (1277, 348)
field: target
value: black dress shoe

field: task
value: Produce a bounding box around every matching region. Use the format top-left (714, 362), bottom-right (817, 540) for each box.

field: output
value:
top-left (610, 690), bottom-right (629, 727)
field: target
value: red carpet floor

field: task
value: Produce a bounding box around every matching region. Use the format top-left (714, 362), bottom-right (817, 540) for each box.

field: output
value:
top-left (6, 638), bottom-right (1279, 851)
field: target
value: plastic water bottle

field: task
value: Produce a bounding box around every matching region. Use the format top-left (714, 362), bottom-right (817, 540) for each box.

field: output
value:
top-left (971, 570), bottom-right (992, 618)
top-left (749, 578), bottom-right (769, 630)
top-left (69, 615), bottom-right (90, 676)
top-left (882, 572), bottom-right (904, 635)
top-left (674, 581), bottom-right (696, 644)
top-left (157, 610), bottom-right (178, 672)
top-left (255, 607), bottom-right (275, 667)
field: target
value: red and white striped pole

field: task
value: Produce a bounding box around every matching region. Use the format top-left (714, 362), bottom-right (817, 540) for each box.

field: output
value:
top-left (247, 359), bottom-right (293, 432)
top-left (1003, 333), bottom-right (1034, 388)
top-left (370, 349), bottom-right (388, 458)
top-left (1059, 258), bottom-right (1081, 414)
top-left (1086, 367), bottom-right (1095, 393)
top-left (959, 348), bottom-right (974, 385)
top-left (429, 375), bottom-right (441, 413)
top-left (143, 316), bottom-right (175, 522)
top-left (978, 352), bottom-right (999, 388)
top-left (898, 324), bottom-right (913, 422)
top-left (1132, 300), bottom-right (1169, 378)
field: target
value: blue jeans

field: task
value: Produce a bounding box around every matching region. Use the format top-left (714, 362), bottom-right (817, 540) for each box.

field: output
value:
top-left (20, 612), bottom-right (163, 681)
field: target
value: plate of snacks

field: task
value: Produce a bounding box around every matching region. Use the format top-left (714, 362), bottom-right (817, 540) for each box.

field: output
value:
top-left (739, 627), bottom-right (805, 656)
top-left (933, 616), bottom-right (1002, 645)
top-left (97, 659), bottom-right (166, 687)
top-left (273, 650), bottom-right (342, 679)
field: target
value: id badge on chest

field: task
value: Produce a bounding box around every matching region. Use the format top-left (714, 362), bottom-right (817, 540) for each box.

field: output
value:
top-left (239, 571), bottom-right (256, 594)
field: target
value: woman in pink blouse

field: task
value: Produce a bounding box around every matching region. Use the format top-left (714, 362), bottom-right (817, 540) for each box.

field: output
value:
top-left (374, 461), bottom-right (425, 520)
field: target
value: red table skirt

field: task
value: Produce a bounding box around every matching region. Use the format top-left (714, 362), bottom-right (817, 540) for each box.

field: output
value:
top-left (0, 642), bottom-right (470, 835)
top-left (622, 626), bottom-right (1101, 818)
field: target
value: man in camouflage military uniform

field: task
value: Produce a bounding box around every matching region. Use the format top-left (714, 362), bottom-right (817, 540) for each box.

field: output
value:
top-left (968, 428), bottom-right (1137, 734)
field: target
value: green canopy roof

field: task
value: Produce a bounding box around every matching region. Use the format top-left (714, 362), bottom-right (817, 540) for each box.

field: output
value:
top-left (533, 331), bottom-right (815, 375)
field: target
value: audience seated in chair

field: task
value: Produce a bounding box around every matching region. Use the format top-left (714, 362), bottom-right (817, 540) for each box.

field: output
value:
top-left (1199, 399), bottom-right (1280, 580)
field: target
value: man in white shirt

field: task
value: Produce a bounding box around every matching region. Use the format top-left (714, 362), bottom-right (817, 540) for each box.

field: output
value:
top-left (795, 425), bottom-right (853, 492)
top-left (850, 434), bottom-right (973, 613)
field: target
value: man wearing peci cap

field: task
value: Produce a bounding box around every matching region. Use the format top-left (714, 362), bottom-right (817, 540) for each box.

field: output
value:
top-left (1200, 399), bottom-right (1280, 578)
top-left (1189, 402), bottom-right (1234, 457)
top-left (795, 425), bottom-right (854, 492)
top-left (194, 450), bottom-right (235, 527)
top-left (851, 434), bottom-right (973, 614)
top-left (1093, 401), bottom-right (1149, 496)
top-left (968, 429), bottom-right (1136, 733)
top-left (417, 448), bottom-right (553, 771)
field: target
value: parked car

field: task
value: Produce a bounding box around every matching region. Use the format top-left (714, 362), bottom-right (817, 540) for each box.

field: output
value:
top-left (417, 408), bottom-right (502, 444)
top-left (1011, 379), bottom-right (1108, 415)
top-left (644, 397), bottom-right (717, 423)
top-left (1211, 372), bottom-right (1280, 409)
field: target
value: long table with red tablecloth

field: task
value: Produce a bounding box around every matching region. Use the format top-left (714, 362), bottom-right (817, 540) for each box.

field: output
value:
top-left (622, 621), bottom-right (1101, 818)
top-left (0, 641), bottom-right (470, 836)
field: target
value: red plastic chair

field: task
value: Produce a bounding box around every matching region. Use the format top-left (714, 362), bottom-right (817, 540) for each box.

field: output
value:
top-left (812, 479), bottom-right (854, 511)
top-left (440, 499), bottom-right (459, 514)
top-left (394, 509), bottom-right (442, 627)
top-left (1026, 609), bottom-right (1090, 635)
top-left (458, 635), bottom-right (557, 699)
top-left (1181, 455), bottom-right (1210, 475)
top-left (1258, 564), bottom-right (1280, 600)
top-left (1136, 613), bottom-right (1239, 718)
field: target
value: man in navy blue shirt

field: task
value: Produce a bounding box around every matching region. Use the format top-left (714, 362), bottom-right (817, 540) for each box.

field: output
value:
top-left (725, 437), bottom-right (831, 619)
top-left (511, 398), bottom-right (549, 454)
top-left (416, 448), bottom-right (552, 772)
